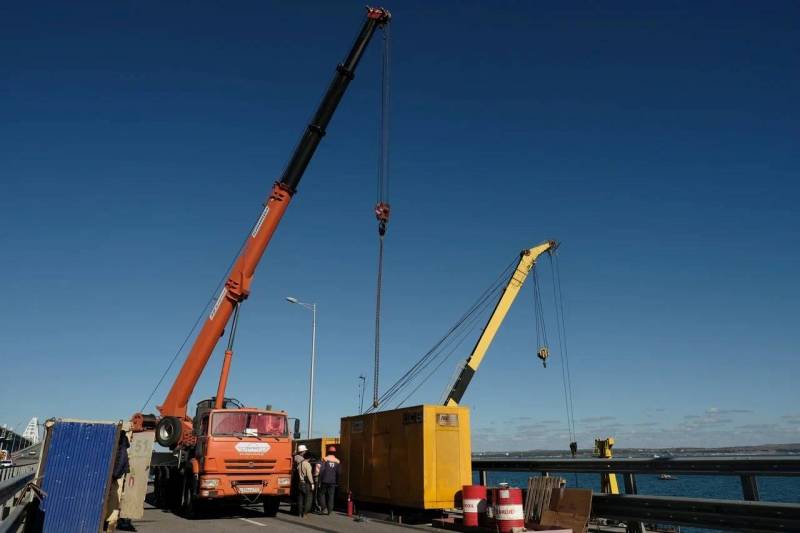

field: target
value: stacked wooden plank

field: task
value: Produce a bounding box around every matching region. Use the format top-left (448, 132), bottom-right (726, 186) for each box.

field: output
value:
top-left (524, 476), bottom-right (565, 522)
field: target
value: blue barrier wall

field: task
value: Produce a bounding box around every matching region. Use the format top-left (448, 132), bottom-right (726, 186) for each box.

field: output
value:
top-left (39, 420), bottom-right (119, 532)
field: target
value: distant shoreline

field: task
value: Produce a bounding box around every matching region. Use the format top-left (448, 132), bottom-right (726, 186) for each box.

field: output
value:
top-left (475, 443), bottom-right (800, 457)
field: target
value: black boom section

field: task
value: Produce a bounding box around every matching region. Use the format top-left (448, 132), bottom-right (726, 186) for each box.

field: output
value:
top-left (446, 364), bottom-right (476, 405)
top-left (279, 10), bottom-right (389, 193)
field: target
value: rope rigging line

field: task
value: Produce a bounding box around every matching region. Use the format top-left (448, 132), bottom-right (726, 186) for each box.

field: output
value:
top-left (140, 226), bottom-right (253, 412)
top-left (394, 280), bottom-right (506, 409)
top-left (368, 259), bottom-right (516, 411)
top-left (365, 256), bottom-right (519, 413)
top-left (548, 252), bottom-right (577, 444)
top-left (399, 288), bottom-right (505, 409)
top-left (372, 23), bottom-right (391, 409)
top-left (555, 253), bottom-right (577, 439)
top-left (376, 281), bottom-right (505, 411)
top-left (533, 270), bottom-right (550, 366)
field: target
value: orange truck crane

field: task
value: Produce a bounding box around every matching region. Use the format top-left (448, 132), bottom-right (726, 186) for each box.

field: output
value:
top-left (132, 7), bottom-right (391, 517)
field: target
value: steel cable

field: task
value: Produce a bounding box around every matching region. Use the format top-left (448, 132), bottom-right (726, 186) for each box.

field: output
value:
top-left (369, 261), bottom-right (513, 409)
top-left (372, 24), bottom-right (391, 408)
top-left (139, 224), bottom-right (252, 413)
top-left (366, 256), bottom-right (518, 412)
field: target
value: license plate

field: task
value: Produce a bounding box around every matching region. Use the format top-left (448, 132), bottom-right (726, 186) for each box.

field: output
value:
top-left (238, 487), bottom-right (261, 494)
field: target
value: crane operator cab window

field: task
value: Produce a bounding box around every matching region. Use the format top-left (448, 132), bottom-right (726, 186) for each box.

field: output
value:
top-left (211, 412), bottom-right (287, 437)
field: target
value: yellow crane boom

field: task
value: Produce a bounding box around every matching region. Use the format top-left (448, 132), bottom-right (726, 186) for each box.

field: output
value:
top-left (444, 240), bottom-right (558, 406)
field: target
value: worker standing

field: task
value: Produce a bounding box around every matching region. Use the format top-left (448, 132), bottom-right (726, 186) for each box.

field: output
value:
top-left (318, 446), bottom-right (341, 515)
top-left (104, 431), bottom-right (130, 532)
top-left (294, 445), bottom-right (315, 517)
top-left (312, 454), bottom-right (324, 513)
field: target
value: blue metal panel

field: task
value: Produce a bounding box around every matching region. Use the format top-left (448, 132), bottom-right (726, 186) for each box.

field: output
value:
top-left (39, 420), bottom-right (119, 533)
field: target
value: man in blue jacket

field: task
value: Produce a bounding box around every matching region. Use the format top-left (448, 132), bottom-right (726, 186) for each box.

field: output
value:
top-left (318, 446), bottom-right (341, 515)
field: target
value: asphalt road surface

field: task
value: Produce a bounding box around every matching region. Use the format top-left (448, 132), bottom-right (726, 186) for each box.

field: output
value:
top-left (134, 501), bottom-right (428, 532)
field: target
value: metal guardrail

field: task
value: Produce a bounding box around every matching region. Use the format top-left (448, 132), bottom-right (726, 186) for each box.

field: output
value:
top-left (0, 468), bottom-right (35, 533)
top-left (472, 456), bottom-right (800, 476)
top-left (592, 494), bottom-right (800, 532)
top-left (472, 456), bottom-right (800, 532)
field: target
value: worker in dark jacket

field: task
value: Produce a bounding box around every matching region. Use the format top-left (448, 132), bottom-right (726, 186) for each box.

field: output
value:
top-left (318, 446), bottom-right (341, 515)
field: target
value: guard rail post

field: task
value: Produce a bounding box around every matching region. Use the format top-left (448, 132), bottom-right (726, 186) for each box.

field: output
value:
top-left (0, 466), bottom-right (35, 533)
top-left (741, 474), bottom-right (760, 501)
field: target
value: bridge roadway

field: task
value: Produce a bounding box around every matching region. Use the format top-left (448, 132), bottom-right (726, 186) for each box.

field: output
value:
top-left (135, 501), bottom-right (427, 532)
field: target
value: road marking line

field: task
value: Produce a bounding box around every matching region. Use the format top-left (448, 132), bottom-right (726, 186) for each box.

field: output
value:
top-left (238, 517), bottom-right (266, 527)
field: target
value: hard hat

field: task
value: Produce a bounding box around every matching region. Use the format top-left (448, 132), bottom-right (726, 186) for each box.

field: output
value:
top-left (297, 444), bottom-right (308, 453)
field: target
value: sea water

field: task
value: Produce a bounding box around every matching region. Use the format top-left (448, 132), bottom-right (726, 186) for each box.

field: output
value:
top-left (473, 470), bottom-right (800, 532)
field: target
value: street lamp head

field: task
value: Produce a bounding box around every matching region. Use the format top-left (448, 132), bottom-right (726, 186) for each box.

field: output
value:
top-left (286, 297), bottom-right (299, 304)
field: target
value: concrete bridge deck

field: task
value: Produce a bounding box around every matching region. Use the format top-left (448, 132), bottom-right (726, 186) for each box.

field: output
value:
top-left (134, 501), bottom-right (427, 532)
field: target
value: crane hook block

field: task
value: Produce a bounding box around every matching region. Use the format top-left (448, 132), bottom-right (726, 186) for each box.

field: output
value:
top-left (537, 346), bottom-right (549, 368)
top-left (375, 202), bottom-right (391, 236)
top-left (366, 6), bottom-right (391, 23)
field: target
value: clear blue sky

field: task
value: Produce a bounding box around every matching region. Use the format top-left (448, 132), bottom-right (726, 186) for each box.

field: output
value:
top-left (1, 1), bottom-right (798, 451)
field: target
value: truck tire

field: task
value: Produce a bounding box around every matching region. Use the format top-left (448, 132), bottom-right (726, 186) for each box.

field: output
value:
top-left (156, 417), bottom-right (182, 448)
top-left (263, 496), bottom-right (280, 517)
top-left (153, 468), bottom-right (164, 508)
top-left (167, 468), bottom-right (183, 512)
top-left (181, 470), bottom-right (200, 519)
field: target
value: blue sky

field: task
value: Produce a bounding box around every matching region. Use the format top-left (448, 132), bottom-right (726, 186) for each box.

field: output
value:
top-left (1, 1), bottom-right (798, 451)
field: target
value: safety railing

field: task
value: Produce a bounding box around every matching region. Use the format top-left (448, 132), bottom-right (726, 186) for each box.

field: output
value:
top-left (0, 466), bottom-right (36, 533)
top-left (472, 456), bottom-right (800, 532)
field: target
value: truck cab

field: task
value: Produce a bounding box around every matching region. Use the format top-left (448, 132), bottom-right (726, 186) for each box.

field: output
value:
top-left (154, 398), bottom-right (300, 517)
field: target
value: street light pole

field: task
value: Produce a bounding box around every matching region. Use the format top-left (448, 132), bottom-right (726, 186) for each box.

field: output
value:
top-left (308, 303), bottom-right (317, 439)
top-left (286, 297), bottom-right (317, 439)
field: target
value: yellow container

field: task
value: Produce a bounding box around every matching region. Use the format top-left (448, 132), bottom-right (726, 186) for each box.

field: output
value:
top-left (295, 437), bottom-right (341, 460)
top-left (340, 404), bottom-right (471, 509)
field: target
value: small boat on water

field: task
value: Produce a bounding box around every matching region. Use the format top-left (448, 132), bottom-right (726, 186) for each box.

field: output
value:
top-left (659, 474), bottom-right (676, 480)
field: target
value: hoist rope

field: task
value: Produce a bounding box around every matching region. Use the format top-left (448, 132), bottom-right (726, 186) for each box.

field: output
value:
top-left (372, 237), bottom-right (385, 408)
top-left (377, 22), bottom-right (391, 208)
top-left (548, 253), bottom-right (577, 443)
top-left (533, 271), bottom-right (549, 353)
top-left (365, 256), bottom-right (519, 413)
top-left (372, 24), bottom-right (391, 408)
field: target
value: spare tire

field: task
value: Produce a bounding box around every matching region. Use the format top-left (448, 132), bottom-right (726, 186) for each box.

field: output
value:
top-left (156, 416), bottom-right (183, 448)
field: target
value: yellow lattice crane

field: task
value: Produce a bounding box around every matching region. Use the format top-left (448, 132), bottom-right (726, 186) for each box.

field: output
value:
top-left (443, 240), bottom-right (558, 407)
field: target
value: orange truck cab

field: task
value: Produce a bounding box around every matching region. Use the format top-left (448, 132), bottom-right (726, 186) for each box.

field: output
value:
top-left (152, 398), bottom-right (300, 517)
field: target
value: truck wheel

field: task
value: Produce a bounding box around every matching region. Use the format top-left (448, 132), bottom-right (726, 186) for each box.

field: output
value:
top-left (153, 468), bottom-right (164, 508)
top-left (156, 417), bottom-right (182, 448)
top-left (181, 472), bottom-right (200, 519)
top-left (263, 496), bottom-right (280, 517)
top-left (168, 468), bottom-right (182, 512)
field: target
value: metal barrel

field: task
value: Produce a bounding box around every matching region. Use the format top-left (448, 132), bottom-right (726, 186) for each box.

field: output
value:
top-left (494, 487), bottom-right (525, 532)
top-left (462, 484), bottom-right (487, 527)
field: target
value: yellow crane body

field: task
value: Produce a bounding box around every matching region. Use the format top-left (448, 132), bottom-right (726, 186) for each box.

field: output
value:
top-left (445, 240), bottom-right (557, 406)
top-left (595, 437), bottom-right (620, 494)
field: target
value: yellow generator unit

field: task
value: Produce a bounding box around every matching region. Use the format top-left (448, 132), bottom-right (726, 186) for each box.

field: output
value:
top-left (340, 404), bottom-right (471, 510)
top-left (295, 436), bottom-right (341, 459)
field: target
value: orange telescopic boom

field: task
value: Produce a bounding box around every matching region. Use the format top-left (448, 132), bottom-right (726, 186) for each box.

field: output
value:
top-left (135, 7), bottom-right (391, 448)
